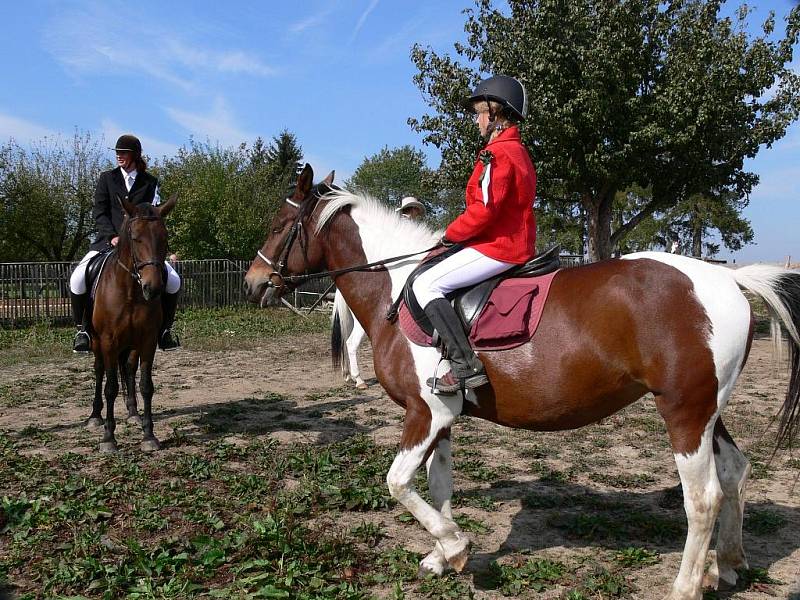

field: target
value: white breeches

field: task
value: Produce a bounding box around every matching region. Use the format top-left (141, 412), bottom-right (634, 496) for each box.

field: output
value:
top-left (70, 250), bottom-right (181, 295)
top-left (411, 247), bottom-right (512, 309)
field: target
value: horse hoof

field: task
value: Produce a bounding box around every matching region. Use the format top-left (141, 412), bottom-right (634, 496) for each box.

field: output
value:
top-left (356, 382), bottom-right (368, 390)
top-left (443, 534), bottom-right (471, 573)
top-left (417, 564), bottom-right (442, 579)
top-left (141, 438), bottom-right (161, 452)
top-left (127, 415), bottom-right (142, 427)
top-left (86, 418), bottom-right (104, 429)
top-left (99, 442), bottom-right (118, 453)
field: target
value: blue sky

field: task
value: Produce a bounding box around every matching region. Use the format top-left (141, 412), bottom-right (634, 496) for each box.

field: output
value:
top-left (1, 0), bottom-right (797, 263)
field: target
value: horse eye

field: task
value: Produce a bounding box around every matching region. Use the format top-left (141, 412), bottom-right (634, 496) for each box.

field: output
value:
top-left (272, 227), bottom-right (282, 234)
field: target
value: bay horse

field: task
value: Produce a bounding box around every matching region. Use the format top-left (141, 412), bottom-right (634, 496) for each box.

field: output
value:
top-left (243, 165), bottom-right (800, 600)
top-left (86, 194), bottom-right (177, 453)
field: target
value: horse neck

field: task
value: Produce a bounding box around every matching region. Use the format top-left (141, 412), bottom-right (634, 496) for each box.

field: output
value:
top-left (320, 215), bottom-right (398, 339)
top-left (111, 236), bottom-right (137, 293)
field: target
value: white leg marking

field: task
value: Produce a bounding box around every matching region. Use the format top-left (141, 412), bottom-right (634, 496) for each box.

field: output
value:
top-left (419, 436), bottom-right (454, 576)
top-left (669, 430), bottom-right (724, 600)
top-left (386, 395), bottom-right (469, 572)
top-left (709, 432), bottom-right (750, 588)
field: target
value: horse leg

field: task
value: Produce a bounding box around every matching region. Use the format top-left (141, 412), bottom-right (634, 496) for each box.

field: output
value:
top-left (418, 431), bottom-right (454, 577)
top-left (86, 354), bottom-right (104, 429)
top-left (139, 350), bottom-right (160, 452)
top-left (665, 422), bottom-right (723, 600)
top-left (99, 352), bottom-right (120, 453)
top-left (386, 396), bottom-right (468, 575)
top-left (705, 417), bottom-right (750, 589)
top-left (348, 320), bottom-right (368, 390)
top-left (123, 350), bottom-right (142, 426)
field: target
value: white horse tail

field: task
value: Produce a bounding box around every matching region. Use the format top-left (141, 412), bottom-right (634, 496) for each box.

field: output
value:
top-left (331, 289), bottom-right (354, 375)
top-left (730, 264), bottom-right (800, 448)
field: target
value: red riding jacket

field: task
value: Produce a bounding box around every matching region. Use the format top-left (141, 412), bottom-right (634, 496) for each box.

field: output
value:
top-left (444, 126), bottom-right (537, 264)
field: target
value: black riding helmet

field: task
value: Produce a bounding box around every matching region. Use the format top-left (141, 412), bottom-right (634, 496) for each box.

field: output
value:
top-left (465, 75), bottom-right (528, 122)
top-left (112, 134), bottom-right (142, 154)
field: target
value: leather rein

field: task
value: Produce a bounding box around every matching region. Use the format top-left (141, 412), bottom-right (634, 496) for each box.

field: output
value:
top-left (115, 215), bottom-right (165, 285)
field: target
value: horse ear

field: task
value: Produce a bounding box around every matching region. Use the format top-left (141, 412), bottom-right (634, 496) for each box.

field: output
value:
top-left (118, 195), bottom-right (136, 216)
top-left (321, 170), bottom-right (335, 186)
top-left (156, 193), bottom-right (178, 218)
top-left (293, 163), bottom-right (314, 200)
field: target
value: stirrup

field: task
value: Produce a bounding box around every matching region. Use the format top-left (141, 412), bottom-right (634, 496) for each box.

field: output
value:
top-left (73, 330), bottom-right (91, 354)
top-left (158, 328), bottom-right (181, 351)
top-left (426, 371), bottom-right (488, 395)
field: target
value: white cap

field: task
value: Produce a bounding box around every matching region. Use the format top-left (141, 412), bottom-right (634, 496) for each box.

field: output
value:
top-left (396, 196), bottom-right (426, 214)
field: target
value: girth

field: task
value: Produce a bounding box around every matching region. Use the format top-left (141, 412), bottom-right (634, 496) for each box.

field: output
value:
top-left (402, 245), bottom-right (562, 337)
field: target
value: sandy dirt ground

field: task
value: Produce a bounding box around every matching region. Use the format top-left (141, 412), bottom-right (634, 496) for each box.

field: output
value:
top-left (1, 333), bottom-right (799, 599)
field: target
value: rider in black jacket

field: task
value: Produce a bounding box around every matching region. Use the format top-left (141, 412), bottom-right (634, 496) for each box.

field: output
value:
top-left (69, 134), bottom-right (181, 353)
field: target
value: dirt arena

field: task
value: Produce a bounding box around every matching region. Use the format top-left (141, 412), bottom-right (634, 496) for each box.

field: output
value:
top-left (1, 331), bottom-right (798, 599)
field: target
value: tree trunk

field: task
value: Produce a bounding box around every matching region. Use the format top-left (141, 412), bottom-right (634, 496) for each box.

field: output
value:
top-left (585, 195), bottom-right (613, 261)
top-left (691, 204), bottom-right (702, 257)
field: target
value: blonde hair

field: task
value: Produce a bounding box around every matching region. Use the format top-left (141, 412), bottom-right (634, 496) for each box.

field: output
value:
top-left (472, 99), bottom-right (515, 127)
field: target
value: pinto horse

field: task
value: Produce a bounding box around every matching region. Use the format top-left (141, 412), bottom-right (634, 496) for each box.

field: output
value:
top-left (86, 194), bottom-right (177, 453)
top-left (243, 165), bottom-right (800, 600)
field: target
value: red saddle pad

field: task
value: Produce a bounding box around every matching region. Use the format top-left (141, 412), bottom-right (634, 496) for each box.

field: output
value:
top-left (399, 270), bottom-right (559, 351)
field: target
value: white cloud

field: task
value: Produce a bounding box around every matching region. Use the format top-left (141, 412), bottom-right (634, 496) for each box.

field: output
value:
top-left (290, 5), bottom-right (338, 34)
top-left (351, 0), bottom-right (380, 42)
top-left (164, 98), bottom-right (254, 147)
top-left (42, 4), bottom-right (276, 90)
top-left (0, 111), bottom-right (56, 143)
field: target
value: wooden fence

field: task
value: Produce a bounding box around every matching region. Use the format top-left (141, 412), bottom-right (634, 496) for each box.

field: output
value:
top-left (0, 259), bottom-right (334, 327)
top-left (1, 254), bottom-right (584, 327)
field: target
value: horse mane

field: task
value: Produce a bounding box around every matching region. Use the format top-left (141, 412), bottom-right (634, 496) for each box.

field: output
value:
top-left (316, 189), bottom-right (440, 260)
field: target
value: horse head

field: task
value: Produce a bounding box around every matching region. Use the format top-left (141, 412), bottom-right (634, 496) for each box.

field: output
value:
top-left (117, 193), bottom-right (178, 301)
top-left (244, 164), bottom-right (335, 306)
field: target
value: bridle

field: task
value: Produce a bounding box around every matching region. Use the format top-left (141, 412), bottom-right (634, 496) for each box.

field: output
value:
top-left (116, 215), bottom-right (165, 285)
top-left (255, 190), bottom-right (441, 290)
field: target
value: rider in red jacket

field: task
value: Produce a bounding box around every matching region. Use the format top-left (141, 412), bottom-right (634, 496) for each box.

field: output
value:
top-left (412, 75), bottom-right (537, 394)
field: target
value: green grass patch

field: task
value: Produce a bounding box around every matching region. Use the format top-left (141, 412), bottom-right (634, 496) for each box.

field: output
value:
top-left (744, 508), bottom-right (787, 536)
top-left (486, 557), bottom-right (569, 595)
top-left (177, 305), bottom-right (329, 351)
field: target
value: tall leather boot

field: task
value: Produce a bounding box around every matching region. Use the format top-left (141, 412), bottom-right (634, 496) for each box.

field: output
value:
top-left (424, 297), bottom-right (488, 394)
top-left (158, 291), bottom-right (181, 351)
top-left (70, 291), bottom-right (91, 353)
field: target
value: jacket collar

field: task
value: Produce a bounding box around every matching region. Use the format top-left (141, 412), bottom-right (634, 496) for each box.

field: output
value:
top-left (484, 125), bottom-right (521, 148)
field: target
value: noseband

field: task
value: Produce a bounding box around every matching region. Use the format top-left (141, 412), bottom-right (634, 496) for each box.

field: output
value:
top-left (116, 215), bottom-right (165, 285)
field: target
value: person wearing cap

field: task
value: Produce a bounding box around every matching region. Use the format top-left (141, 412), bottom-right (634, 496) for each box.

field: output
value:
top-left (396, 196), bottom-right (426, 221)
top-left (68, 134), bottom-right (182, 353)
top-left (412, 75), bottom-right (537, 394)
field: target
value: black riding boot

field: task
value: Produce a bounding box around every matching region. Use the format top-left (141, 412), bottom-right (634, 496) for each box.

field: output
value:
top-left (158, 292), bottom-right (181, 351)
top-left (424, 298), bottom-right (488, 394)
top-left (70, 291), bottom-right (91, 353)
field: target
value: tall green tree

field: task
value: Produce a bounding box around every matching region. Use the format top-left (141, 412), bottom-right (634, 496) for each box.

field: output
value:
top-left (157, 137), bottom-right (295, 260)
top-left (0, 131), bottom-right (106, 261)
top-left (346, 145), bottom-right (437, 217)
top-left (265, 129), bottom-right (304, 181)
top-left (410, 0), bottom-right (800, 260)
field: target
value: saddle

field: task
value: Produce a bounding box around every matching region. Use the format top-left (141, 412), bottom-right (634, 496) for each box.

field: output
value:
top-left (86, 248), bottom-right (115, 299)
top-left (400, 245), bottom-right (561, 349)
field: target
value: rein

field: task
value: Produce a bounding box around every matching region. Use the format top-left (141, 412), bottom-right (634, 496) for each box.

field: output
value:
top-left (116, 215), bottom-right (164, 284)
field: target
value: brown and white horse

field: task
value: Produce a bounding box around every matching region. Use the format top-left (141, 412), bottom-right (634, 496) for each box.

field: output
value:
top-left (243, 165), bottom-right (800, 600)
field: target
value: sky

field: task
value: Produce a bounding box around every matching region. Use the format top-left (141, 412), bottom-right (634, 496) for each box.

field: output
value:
top-left (1, 0), bottom-right (797, 264)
